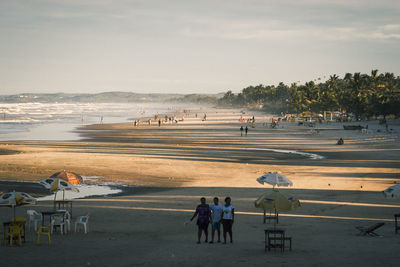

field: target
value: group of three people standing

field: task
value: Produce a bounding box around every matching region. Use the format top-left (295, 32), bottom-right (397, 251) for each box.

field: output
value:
top-left (190, 196), bottom-right (234, 244)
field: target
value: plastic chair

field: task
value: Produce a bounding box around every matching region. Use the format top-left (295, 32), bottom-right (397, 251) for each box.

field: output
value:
top-left (27, 210), bottom-right (43, 231)
top-left (57, 210), bottom-right (71, 233)
top-left (36, 219), bottom-right (55, 245)
top-left (12, 217), bottom-right (27, 240)
top-left (75, 214), bottom-right (89, 234)
top-left (6, 222), bottom-right (22, 246)
top-left (51, 214), bottom-right (65, 235)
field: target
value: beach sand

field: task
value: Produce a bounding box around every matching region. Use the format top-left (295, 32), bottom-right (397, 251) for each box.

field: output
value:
top-left (1, 108), bottom-right (400, 266)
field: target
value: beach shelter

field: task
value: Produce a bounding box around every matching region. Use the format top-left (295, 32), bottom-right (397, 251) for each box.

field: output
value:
top-left (39, 178), bottom-right (79, 201)
top-left (50, 170), bottom-right (83, 185)
top-left (383, 184), bottom-right (400, 199)
top-left (257, 172), bottom-right (293, 188)
top-left (0, 191), bottom-right (37, 219)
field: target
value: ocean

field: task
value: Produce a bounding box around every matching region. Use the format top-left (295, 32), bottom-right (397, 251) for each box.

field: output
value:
top-left (0, 102), bottom-right (190, 141)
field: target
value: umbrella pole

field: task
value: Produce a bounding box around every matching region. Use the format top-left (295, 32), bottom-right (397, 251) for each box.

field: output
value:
top-left (13, 205), bottom-right (16, 220)
top-left (63, 190), bottom-right (65, 201)
top-left (54, 191), bottom-right (57, 210)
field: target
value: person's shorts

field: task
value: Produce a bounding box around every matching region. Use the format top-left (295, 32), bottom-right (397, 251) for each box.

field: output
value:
top-left (197, 220), bottom-right (209, 230)
top-left (222, 219), bottom-right (233, 232)
top-left (212, 222), bottom-right (221, 230)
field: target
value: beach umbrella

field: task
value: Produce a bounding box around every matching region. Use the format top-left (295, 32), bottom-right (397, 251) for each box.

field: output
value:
top-left (254, 190), bottom-right (300, 212)
top-left (0, 191), bottom-right (37, 219)
top-left (383, 184), bottom-right (400, 199)
top-left (50, 170), bottom-right (83, 185)
top-left (39, 178), bottom-right (79, 201)
top-left (255, 190), bottom-right (300, 227)
top-left (257, 172), bottom-right (293, 188)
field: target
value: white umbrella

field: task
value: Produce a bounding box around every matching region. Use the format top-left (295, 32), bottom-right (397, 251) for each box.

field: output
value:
top-left (383, 184), bottom-right (400, 199)
top-left (39, 178), bottom-right (79, 201)
top-left (257, 172), bottom-right (293, 188)
top-left (0, 191), bottom-right (37, 219)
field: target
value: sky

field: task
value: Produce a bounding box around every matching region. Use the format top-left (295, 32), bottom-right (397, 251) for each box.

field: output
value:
top-left (0, 0), bottom-right (399, 95)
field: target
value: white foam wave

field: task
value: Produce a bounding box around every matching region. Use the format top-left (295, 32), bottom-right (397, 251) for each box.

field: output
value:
top-left (241, 147), bottom-right (325, 159)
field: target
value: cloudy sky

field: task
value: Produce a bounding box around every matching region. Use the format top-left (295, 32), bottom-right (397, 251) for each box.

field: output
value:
top-left (0, 0), bottom-right (399, 94)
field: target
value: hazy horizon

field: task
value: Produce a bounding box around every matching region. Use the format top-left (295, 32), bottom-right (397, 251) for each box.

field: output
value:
top-left (1, 0), bottom-right (399, 95)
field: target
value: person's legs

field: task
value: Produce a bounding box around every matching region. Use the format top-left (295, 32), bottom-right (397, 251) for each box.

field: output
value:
top-left (197, 228), bottom-right (202, 244)
top-left (211, 226), bottom-right (215, 243)
top-left (222, 220), bottom-right (227, 244)
top-left (204, 228), bottom-right (208, 242)
top-left (217, 228), bottom-right (221, 242)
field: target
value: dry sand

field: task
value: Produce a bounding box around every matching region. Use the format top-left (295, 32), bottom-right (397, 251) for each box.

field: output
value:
top-left (1, 108), bottom-right (400, 267)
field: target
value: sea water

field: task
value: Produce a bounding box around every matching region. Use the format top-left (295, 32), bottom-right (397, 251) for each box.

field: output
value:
top-left (0, 102), bottom-right (190, 141)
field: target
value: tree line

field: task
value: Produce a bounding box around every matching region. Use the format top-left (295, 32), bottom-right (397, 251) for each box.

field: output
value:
top-left (218, 70), bottom-right (400, 119)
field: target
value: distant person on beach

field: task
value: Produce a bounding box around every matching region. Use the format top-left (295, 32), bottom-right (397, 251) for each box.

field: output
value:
top-left (240, 126), bottom-right (244, 136)
top-left (221, 197), bottom-right (234, 244)
top-left (100, 116), bottom-right (103, 124)
top-left (210, 197), bottom-right (223, 243)
top-left (203, 114), bottom-right (207, 121)
top-left (190, 197), bottom-right (211, 244)
top-left (245, 126), bottom-right (248, 136)
top-left (337, 138), bottom-right (344, 145)
top-left (158, 119), bottom-right (161, 127)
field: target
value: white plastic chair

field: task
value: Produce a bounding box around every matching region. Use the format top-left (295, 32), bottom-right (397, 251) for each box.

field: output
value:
top-left (27, 210), bottom-right (42, 231)
top-left (51, 214), bottom-right (65, 235)
top-left (56, 210), bottom-right (71, 233)
top-left (75, 214), bottom-right (89, 234)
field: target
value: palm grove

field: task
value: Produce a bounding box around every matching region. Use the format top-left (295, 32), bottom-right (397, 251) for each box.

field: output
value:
top-left (218, 70), bottom-right (400, 119)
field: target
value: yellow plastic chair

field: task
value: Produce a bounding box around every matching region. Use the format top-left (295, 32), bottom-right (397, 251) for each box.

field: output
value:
top-left (6, 222), bottom-right (22, 246)
top-left (12, 217), bottom-right (27, 241)
top-left (36, 219), bottom-right (55, 245)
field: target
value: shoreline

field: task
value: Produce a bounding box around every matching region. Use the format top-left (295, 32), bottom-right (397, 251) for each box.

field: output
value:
top-left (0, 107), bottom-right (399, 191)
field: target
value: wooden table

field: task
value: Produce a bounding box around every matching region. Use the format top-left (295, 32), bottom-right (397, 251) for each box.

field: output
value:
top-left (3, 221), bottom-right (26, 245)
top-left (264, 228), bottom-right (292, 252)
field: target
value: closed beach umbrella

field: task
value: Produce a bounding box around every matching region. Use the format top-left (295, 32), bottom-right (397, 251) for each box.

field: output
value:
top-left (383, 184), bottom-right (400, 198)
top-left (39, 178), bottom-right (79, 201)
top-left (257, 172), bottom-right (293, 188)
top-left (50, 170), bottom-right (83, 185)
top-left (254, 190), bottom-right (300, 212)
top-left (0, 191), bottom-right (37, 219)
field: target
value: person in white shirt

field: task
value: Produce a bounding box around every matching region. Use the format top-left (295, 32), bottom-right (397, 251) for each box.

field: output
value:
top-left (209, 197), bottom-right (223, 243)
top-left (221, 196), bottom-right (235, 244)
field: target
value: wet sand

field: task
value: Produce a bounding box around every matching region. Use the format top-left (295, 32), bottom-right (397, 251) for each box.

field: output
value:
top-left (1, 108), bottom-right (400, 266)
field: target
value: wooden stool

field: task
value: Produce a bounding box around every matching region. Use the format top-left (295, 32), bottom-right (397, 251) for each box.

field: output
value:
top-left (263, 210), bottom-right (279, 224)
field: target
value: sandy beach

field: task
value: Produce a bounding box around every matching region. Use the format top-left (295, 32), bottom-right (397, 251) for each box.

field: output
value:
top-left (1, 108), bottom-right (400, 266)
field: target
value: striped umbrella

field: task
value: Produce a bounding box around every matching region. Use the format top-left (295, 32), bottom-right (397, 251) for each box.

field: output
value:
top-left (0, 191), bottom-right (37, 219)
top-left (39, 178), bottom-right (79, 201)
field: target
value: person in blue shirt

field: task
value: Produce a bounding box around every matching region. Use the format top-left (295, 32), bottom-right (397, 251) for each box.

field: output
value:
top-left (209, 197), bottom-right (223, 243)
